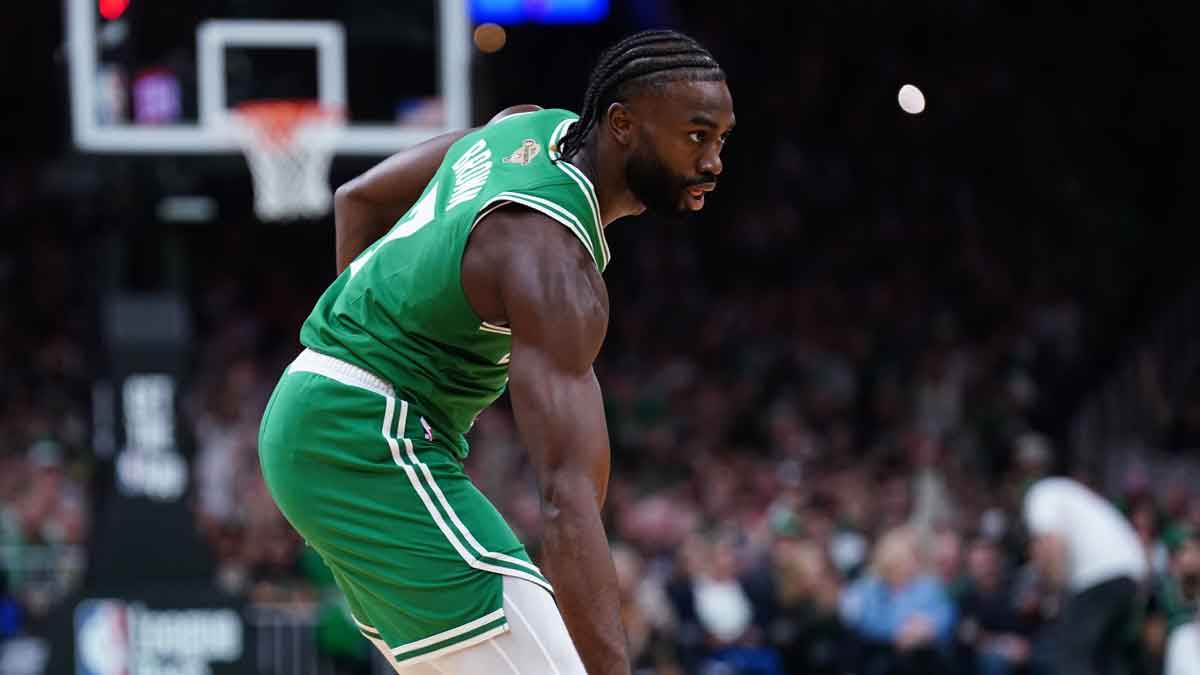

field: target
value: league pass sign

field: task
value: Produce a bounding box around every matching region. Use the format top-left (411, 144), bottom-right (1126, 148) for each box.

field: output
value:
top-left (74, 600), bottom-right (243, 675)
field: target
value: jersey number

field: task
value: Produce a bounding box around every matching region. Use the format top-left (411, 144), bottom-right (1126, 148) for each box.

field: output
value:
top-left (348, 183), bottom-right (439, 278)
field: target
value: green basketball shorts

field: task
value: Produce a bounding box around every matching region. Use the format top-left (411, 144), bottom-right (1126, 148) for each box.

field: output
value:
top-left (258, 348), bottom-right (553, 668)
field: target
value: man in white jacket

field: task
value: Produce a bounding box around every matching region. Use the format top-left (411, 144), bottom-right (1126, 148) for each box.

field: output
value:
top-left (1023, 476), bottom-right (1148, 675)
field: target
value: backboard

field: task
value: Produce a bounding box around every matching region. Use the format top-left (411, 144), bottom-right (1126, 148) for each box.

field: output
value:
top-left (67, 0), bottom-right (471, 155)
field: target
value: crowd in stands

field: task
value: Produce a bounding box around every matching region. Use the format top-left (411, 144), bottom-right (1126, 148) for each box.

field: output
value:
top-left (3, 184), bottom-right (1197, 675)
top-left (0, 225), bottom-right (93, 642)
top-left (168, 206), bottom-right (1200, 675)
top-left (4, 86), bottom-right (1198, 675)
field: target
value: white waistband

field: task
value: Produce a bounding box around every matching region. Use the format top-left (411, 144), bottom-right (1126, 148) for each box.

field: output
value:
top-left (289, 348), bottom-right (394, 398)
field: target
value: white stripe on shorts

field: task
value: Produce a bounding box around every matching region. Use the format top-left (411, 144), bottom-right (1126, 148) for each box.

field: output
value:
top-left (395, 576), bottom-right (586, 674)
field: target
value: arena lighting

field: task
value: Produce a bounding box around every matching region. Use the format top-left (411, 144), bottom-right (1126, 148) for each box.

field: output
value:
top-left (99, 0), bottom-right (130, 21)
top-left (471, 0), bottom-right (608, 24)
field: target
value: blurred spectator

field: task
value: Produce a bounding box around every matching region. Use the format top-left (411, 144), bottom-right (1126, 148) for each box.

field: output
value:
top-left (1023, 476), bottom-right (1147, 675)
top-left (185, 352), bottom-right (288, 597)
top-left (931, 528), bottom-right (968, 600)
top-left (1127, 493), bottom-right (1172, 576)
top-left (909, 433), bottom-right (958, 540)
top-left (840, 526), bottom-right (956, 675)
top-left (755, 536), bottom-right (845, 675)
top-left (1144, 526), bottom-right (1200, 670)
top-left (828, 484), bottom-right (872, 580)
top-left (1011, 432), bottom-right (1054, 492)
top-left (667, 529), bottom-right (782, 674)
top-left (9, 441), bottom-right (88, 548)
top-left (1165, 612), bottom-right (1200, 675)
top-left (0, 440), bottom-right (88, 620)
top-left (611, 542), bottom-right (680, 674)
top-left (956, 537), bottom-right (1035, 675)
top-left (0, 571), bottom-right (20, 639)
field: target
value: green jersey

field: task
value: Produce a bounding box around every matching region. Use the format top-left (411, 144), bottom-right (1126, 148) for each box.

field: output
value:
top-left (300, 109), bottom-right (610, 458)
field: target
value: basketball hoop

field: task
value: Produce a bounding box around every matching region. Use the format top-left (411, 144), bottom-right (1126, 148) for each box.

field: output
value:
top-left (227, 100), bottom-right (344, 221)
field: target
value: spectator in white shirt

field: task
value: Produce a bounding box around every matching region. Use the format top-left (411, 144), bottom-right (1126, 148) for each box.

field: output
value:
top-left (1023, 476), bottom-right (1148, 675)
top-left (1165, 615), bottom-right (1199, 675)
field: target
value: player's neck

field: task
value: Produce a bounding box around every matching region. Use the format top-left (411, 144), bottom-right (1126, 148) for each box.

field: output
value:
top-left (568, 138), bottom-right (644, 227)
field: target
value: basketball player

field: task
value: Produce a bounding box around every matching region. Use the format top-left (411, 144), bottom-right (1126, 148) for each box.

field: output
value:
top-left (258, 30), bottom-right (734, 674)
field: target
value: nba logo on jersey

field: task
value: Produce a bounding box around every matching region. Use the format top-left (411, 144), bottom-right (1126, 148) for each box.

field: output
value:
top-left (503, 139), bottom-right (541, 165)
top-left (421, 417), bottom-right (434, 441)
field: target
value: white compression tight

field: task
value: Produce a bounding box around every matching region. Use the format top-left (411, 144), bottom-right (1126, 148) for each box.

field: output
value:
top-left (393, 576), bottom-right (588, 675)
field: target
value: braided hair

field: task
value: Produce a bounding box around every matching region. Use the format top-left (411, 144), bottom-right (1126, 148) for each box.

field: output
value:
top-left (555, 29), bottom-right (725, 163)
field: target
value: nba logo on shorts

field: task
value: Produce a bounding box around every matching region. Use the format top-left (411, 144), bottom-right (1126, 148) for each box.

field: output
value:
top-left (74, 600), bottom-right (130, 675)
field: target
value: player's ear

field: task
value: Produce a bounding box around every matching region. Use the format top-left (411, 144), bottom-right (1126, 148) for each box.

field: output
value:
top-left (606, 102), bottom-right (635, 147)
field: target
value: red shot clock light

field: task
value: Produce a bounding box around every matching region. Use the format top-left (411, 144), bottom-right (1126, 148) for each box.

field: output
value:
top-left (99, 0), bottom-right (130, 20)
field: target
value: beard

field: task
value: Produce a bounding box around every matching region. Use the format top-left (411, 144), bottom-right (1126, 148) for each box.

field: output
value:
top-left (625, 146), bottom-right (705, 218)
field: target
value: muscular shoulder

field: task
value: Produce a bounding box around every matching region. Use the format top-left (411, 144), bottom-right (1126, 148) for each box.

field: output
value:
top-left (489, 104), bottom-right (543, 124)
top-left (463, 205), bottom-right (609, 368)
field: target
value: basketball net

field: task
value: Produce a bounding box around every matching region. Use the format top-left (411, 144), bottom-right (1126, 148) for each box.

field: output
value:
top-left (228, 100), bottom-right (344, 221)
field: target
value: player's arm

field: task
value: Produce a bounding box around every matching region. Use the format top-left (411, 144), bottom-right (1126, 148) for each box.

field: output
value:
top-left (469, 209), bottom-right (628, 675)
top-left (332, 104), bottom-right (542, 273)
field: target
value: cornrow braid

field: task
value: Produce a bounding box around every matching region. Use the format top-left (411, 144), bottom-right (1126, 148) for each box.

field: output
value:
top-left (556, 29), bottom-right (725, 163)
